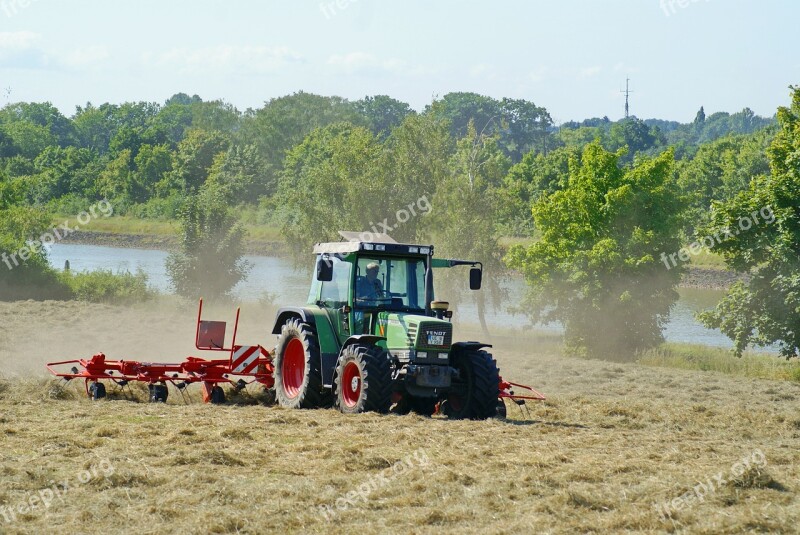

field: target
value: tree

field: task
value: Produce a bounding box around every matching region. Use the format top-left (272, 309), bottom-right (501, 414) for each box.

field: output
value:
top-left (497, 147), bottom-right (579, 236)
top-left (430, 121), bottom-right (511, 335)
top-left (430, 92), bottom-right (501, 140)
top-left (354, 95), bottom-right (414, 138)
top-left (165, 184), bottom-right (250, 299)
top-left (381, 109), bottom-right (453, 242)
top-left (506, 142), bottom-right (686, 356)
top-left (676, 130), bottom-right (773, 234)
top-left (694, 106), bottom-right (706, 125)
top-left (167, 128), bottom-right (230, 194)
top-left (239, 92), bottom-right (365, 199)
top-left (698, 87), bottom-right (800, 358)
top-left (499, 98), bottom-right (553, 160)
top-left (205, 144), bottom-right (270, 203)
top-left (607, 118), bottom-right (664, 162)
top-left (0, 205), bottom-right (66, 300)
top-left (277, 123), bottom-right (386, 256)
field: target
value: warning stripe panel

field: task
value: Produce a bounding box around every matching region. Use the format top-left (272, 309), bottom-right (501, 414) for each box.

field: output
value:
top-left (231, 345), bottom-right (268, 374)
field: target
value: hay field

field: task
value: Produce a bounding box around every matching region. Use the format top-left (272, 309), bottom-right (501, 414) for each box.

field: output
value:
top-left (0, 300), bottom-right (798, 534)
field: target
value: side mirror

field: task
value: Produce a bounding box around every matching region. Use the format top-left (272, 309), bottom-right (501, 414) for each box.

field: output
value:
top-left (469, 267), bottom-right (482, 290)
top-left (316, 256), bottom-right (333, 282)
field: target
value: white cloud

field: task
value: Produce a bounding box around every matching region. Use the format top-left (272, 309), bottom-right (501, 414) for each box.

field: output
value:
top-left (0, 31), bottom-right (40, 50)
top-left (528, 66), bottom-right (548, 82)
top-left (326, 52), bottom-right (431, 76)
top-left (469, 63), bottom-right (496, 79)
top-left (0, 32), bottom-right (109, 71)
top-left (148, 45), bottom-right (304, 75)
top-left (61, 45), bottom-right (110, 69)
top-left (579, 65), bottom-right (603, 78)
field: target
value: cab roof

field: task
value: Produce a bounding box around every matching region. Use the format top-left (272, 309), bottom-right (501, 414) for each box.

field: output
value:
top-left (312, 231), bottom-right (434, 255)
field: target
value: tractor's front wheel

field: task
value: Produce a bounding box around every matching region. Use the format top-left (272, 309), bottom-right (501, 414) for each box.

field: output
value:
top-left (334, 344), bottom-right (392, 414)
top-left (444, 349), bottom-right (500, 420)
top-left (274, 319), bottom-right (328, 409)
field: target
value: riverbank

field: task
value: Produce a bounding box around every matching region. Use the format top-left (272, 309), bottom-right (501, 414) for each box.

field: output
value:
top-left (61, 229), bottom-right (288, 256)
top-left (61, 228), bottom-right (745, 290)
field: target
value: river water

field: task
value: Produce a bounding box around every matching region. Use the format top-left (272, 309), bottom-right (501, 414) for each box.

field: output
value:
top-left (47, 243), bottom-right (759, 351)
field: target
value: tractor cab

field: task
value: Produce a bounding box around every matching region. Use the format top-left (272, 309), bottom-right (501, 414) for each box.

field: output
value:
top-left (308, 232), bottom-right (481, 343)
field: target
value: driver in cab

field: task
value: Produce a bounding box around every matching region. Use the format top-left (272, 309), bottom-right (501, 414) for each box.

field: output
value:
top-left (356, 262), bottom-right (384, 302)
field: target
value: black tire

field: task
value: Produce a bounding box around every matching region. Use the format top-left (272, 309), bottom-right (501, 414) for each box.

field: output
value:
top-left (210, 386), bottom-right (226, 404)
top-left (274, 319), bottom-right (327, 409)
top-left (495, 398), bottom-right (507, 419)
top-left (89, 381), bottom-right (106, 400)
top-left (334, 344), bottom-right (392, 414)
top-left (444, 349), bottom-right (500, 420)
top-left (148, 383), bottom-right (169, 403)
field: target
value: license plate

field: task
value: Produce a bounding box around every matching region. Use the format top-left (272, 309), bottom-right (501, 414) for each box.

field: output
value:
top-left (427, 334), bottom-right (444, 346)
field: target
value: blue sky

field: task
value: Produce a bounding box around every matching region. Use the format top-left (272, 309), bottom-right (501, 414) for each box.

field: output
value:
top-left (0, 0), bottom-right (797, 122)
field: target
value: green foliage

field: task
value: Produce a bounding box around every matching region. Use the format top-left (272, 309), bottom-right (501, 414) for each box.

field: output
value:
top-left (166, 185), bottom-right (250, 299)
top-left (278, 123), bottom-right (387, 255)
top-left (430, 122), bottom-right (511, 315)
top-left (0, 205), bottom-right (69, 300)
top-left (206, 144), bottom-right (271, 203)
top-left (429, 92), bottom-right (553, 162)
top-left (353, 95), bottom-right (414, 138)
top-left (677, 130), bottom-right (774, 234)
top-left (58, 269), bottom-right (152, 304)
top-left (506, 143), bottom-right (686, 356)
top-left (165, 128), bottom-right (230, 195)
top-left (238, 92), bottom-right (365, 199)
top-left (380, 109), bottom-right (454, 242)
top-left (607, 118), bottom-right (665, 162)
top-left (698, 87), bottom-right (800, 358)
top-left (498, 147), bottom-right (580, 236)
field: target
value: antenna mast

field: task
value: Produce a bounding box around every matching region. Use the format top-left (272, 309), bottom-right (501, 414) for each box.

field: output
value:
top-left (621, 78), bottom-right (633, 118)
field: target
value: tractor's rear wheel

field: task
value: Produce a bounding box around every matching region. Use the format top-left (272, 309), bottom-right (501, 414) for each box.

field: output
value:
top-left (274, 319), bottom-right (327, 409)
top-left (334, 344), bottom-right (392, 414)
top-left (444, 349), bottom-right (500, 420)
top-left (409, 396), bottom-right (438, 417)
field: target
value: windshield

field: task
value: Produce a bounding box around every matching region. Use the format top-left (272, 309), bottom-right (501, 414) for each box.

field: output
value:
top-left (354, 256), bottom-right (426, 311)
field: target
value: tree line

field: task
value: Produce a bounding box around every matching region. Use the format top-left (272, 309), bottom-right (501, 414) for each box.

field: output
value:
top-left (1, 87), bottom-right (794, 358)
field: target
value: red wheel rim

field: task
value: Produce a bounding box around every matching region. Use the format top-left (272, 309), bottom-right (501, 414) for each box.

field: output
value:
top-left (341, 362), bottom-right (362, 407)
top-left (282, 338), bottom-right (305, 398)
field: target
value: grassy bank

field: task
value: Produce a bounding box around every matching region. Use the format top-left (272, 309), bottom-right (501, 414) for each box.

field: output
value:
top-left (638, 343), bottom-right (800, 383)
top-left (52, 214), bottom-right (284, 243)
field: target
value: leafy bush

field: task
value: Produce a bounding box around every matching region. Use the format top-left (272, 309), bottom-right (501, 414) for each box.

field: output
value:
top-left (129, 194), bottom-right (185, 220)
top-left (58, 269), bottom-right (153, 304)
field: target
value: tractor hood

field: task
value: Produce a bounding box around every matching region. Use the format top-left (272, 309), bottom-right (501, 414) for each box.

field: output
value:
top-left (377, 312), bottom-right (453, 353)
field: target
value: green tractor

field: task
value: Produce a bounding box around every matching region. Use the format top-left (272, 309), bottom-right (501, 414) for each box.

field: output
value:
top-left (270, 232), bottom-right (537, 418)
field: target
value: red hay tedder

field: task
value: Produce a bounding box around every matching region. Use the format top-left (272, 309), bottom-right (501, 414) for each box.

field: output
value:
top-left (47, 233), bottom-right (545, 418)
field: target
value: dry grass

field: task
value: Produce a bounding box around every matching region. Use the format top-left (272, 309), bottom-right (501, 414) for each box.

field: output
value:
top-left (0, 300), bottom-right (798, 534)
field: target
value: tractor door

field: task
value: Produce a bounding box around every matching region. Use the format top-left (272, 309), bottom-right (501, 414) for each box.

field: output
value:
top-left (318, 255), bottom-right (353, 344)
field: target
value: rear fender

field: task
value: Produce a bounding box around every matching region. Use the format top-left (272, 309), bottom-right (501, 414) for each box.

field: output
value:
top-left (270, 307), bottom-right (316, 335)
top-left (451, 341), bottom-right (493, 353)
